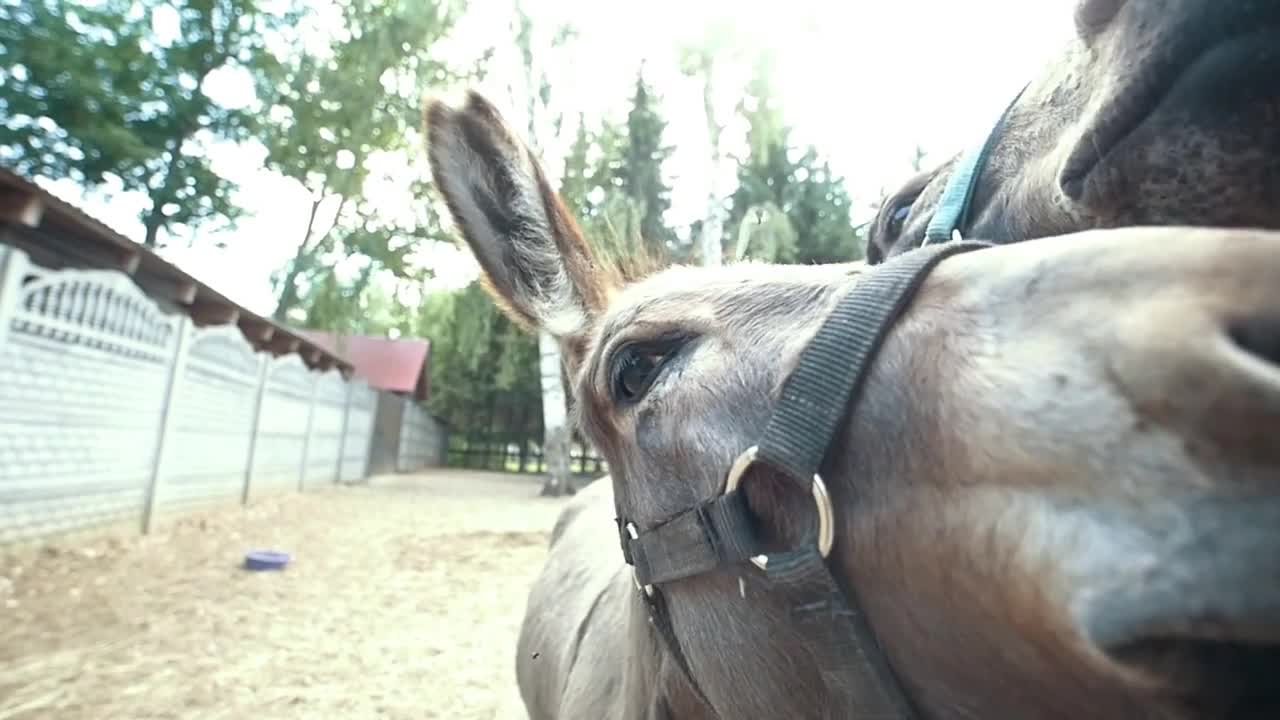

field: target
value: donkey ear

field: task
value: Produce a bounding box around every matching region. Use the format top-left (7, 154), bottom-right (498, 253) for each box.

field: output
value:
top-left (425, 91), bottom-right (612, 355)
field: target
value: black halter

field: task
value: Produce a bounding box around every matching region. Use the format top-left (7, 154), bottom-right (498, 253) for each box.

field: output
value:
top-left (614, 241), bottom-right (991, 717)
top-left (612, 91), bottom-right (1024, 717)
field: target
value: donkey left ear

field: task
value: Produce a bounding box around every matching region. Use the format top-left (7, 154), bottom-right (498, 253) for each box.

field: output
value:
top-left (425, 91), bottom-right (612, 362)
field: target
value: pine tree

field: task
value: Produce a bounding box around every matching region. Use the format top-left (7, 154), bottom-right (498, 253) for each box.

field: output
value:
top-left (616, 69), bottom-right (675, 255)
top-left (727, 63), bottom-right (862, 265)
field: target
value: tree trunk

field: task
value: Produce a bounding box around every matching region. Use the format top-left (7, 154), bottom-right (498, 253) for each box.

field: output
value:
top-left (139, 47), bottom-right (228, 249)
top-left (484, 391), bottom-right (500, 471)
top-left (143, 212), bottom-right (164, 249)
top-left (517, 404), bottom-right (531, 473)
top-left (272, 197), bottom-right (325, 322)
top-left (512, 8), bottom-right (575, 498)
top-left (696, 60), bottom-right (725, 267)
top-left (141, 140), bottom-right (188, 248)
top-left (272, 266), bottom-right (303, 323)
top-left (537, 331), bottom-right (572, 495)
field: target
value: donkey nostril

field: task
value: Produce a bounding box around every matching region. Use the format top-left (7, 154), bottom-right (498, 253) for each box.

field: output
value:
top-left (1228, 316), bottom-right (1280, 370)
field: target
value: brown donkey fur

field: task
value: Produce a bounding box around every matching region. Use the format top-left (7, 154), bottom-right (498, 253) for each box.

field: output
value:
top-left (425, 90), bottom-right (1280, 720)
top-left (867, 0), bottom-right (1280, 263)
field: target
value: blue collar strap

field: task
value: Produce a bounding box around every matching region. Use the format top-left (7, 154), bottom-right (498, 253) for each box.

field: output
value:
top-left (922, 83), bottom-right (1029, 246)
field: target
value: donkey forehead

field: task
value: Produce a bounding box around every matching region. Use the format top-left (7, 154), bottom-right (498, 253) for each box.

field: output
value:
top-left (593, 261), bottom-right (866, 346)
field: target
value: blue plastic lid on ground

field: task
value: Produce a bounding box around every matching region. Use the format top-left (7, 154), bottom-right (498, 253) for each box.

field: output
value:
top-left (243, 550), bottom-right (290, 571)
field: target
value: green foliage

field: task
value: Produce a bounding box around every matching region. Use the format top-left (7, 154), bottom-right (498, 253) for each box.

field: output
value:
top-left (260, 0), bottom-right (468, 322)
top-left (726, 63), bottom-right (862, 264)
top-left (0, 0), bottom-right (289, 247)
top-left (414, 283), bottom-right (541, 438)
top-left (558, 114), bottom-right (655, 274)
top-left (727, 133), bottom-right (861, 265)
top-left (298, 261), bottom-right (408, 336)
top-left (558, 115), bottom-right (598, 220)
top-left (614, 70), bottom-right (676, 255)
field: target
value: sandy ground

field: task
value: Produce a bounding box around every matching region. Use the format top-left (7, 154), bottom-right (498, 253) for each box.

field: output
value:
top-left (0, 469), bottom-right (577, 720)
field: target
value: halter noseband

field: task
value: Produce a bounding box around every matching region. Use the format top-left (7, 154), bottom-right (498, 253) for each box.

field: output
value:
top-left (612, 87), bottom-right (1025, 718)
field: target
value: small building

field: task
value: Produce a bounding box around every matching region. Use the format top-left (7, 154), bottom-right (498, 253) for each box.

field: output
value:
top-left (300, 331), bottom-right (446, 474)
top-left (300, 332), bottom-right (431, 401)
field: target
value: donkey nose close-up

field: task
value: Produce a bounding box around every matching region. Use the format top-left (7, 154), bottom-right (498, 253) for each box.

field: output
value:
top-left (1100, 229), bottom-right (1280, 465)
top-left (1059, 229), bottom-right (1280, 713)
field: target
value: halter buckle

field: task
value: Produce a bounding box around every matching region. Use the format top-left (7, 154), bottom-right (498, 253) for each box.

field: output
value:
top-left (920, 227), bottom-right (964, 248)
top-left (722, 445), bottom-right (835, 571)
top-left (624, 522), bottom-right (655, 597)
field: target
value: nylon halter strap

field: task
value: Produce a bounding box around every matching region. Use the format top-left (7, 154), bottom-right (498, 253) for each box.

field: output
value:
top-left (921, 83), bottom-right (1028, 247)
top-left (616, 239), bottom-right (994, 718)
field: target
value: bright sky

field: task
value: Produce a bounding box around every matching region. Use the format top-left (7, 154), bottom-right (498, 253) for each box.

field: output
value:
top-left (35, 0), bottom-right (1079, 318)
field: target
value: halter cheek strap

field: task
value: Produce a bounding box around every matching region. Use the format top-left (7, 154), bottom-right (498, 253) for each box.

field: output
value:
top-left (617, 239), bottom-right (994, 719)
top-left (922, 84), bottom-right (1029, 246)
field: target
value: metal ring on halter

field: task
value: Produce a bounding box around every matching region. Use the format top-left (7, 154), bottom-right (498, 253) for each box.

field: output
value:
top-left (625, 522), bottom-right (655, 597)
top-left (722, 445), bottom-right (835, 571)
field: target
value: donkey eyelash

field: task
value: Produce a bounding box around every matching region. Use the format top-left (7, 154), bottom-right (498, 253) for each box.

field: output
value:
top-left (607, 333), bottom-right (694, 405)
top-left (886, 202), bottom-right (913, 237)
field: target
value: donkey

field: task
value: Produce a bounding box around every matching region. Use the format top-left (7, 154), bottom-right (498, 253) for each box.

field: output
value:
top-left (867, 0), bottom-right (1280, 263)
top-left (426, 90), bottom-right (1280, 720)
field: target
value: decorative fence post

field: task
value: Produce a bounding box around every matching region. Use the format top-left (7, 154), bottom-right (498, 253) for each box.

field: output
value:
top-left (0, 246), bottom-right (28, 348)
top-left (140, 315), bottom-right (193, 534)
top-left (240, 358), bottom-right (270, 506)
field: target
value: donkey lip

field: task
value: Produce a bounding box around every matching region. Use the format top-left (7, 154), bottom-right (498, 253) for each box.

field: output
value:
top-left (1081, 499), bottom-right (1280, 715)
top-left (1060, 19), bottom-right (1280, 202)
top-left (1081, 497), bottom-right (1280, 654)
top-left (1110, 637), bottom-right (1280, 718)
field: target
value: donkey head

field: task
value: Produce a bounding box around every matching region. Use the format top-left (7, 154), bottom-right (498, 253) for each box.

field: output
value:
top-left (427, 91), bottom-right (1280, 719)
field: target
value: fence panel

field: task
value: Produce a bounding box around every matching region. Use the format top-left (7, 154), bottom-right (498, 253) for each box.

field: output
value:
top-left (340, 380), bottom-right (375, 481)
top-left (151, 324), bottom-right (264, 516)
top-left (248, 354), bottom-right (315, 498)
top-left (303, 368), bottom-right (347, 487)
top-left (0, 250), bottom-right (180, 543)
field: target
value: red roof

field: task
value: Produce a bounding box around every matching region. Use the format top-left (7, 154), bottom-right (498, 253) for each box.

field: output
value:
top-left (300, 332), bottom-right (431, 400)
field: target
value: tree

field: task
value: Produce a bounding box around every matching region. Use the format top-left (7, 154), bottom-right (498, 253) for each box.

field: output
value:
top-left (728, 135), bottom-right (861, 265)
top-left (559, 115), bottom-right (597, 221)
top-left (726, 62), bottom-right (862, 265)
top-left (0, 0), bottom-right (289, 247)
top-left (505, 0), bottom-right (578, 496)
top-left (301, 264), bottom-right (401, 336)
top-left (559, 113), bottom-right (658, 279)
top-left (415, 282), bottom-right (541, 457)
top-left (615, 69), bottom-right (675, 256)
top-left (677, 20), bottom-right (750, 267)
top-left (911, 144), bottom-right (929, 172)
top-left (259, 0), bottom-right (466, 322)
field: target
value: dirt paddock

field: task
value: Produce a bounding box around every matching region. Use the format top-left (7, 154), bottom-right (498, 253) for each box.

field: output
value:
top-left (0, 470), bottom-right (580, 719)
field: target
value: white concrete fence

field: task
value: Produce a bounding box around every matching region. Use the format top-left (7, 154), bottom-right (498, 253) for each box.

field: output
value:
top-left (0, 245), bottom-right (440, 546)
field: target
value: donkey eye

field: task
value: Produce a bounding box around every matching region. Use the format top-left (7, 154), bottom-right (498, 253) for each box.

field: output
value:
top-left (613, 348), bottom-right (667, 403)
top-left (610, 337), bottom-right (688, 405)
top-left (886, 203), bottom-right (912, 237)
